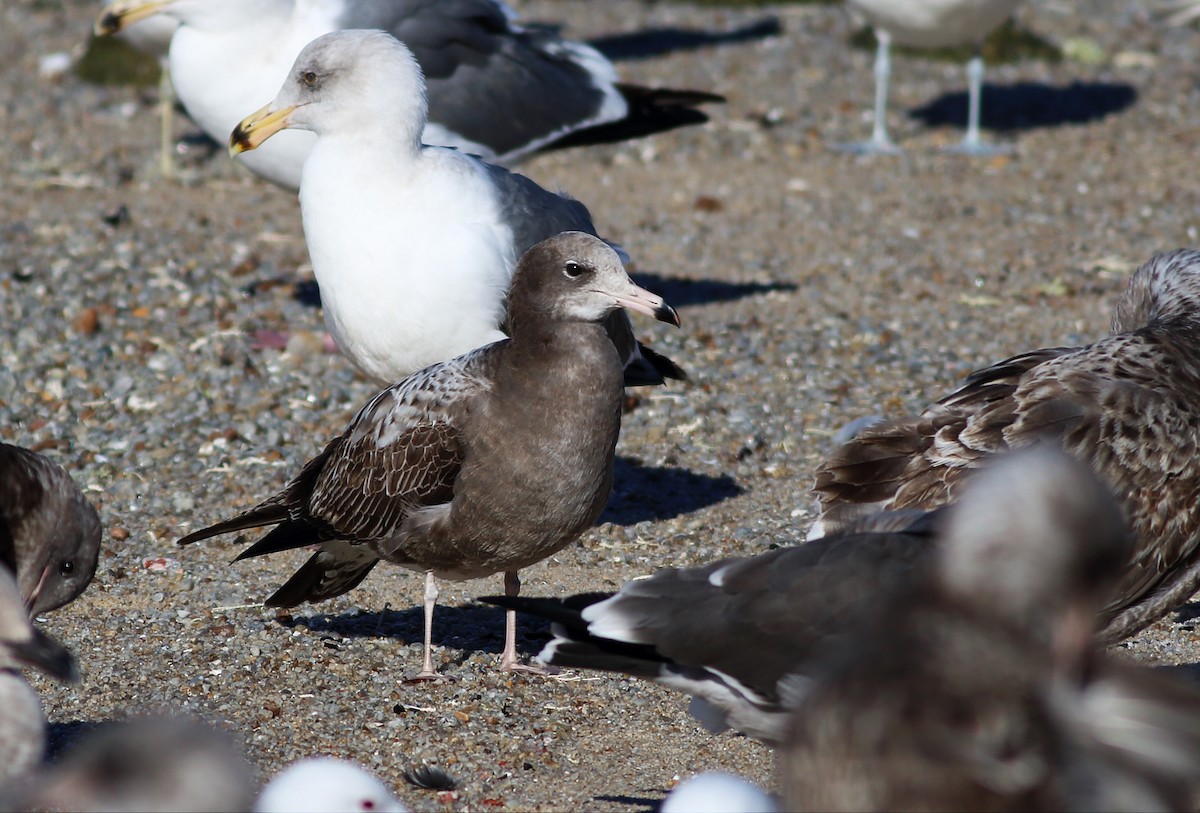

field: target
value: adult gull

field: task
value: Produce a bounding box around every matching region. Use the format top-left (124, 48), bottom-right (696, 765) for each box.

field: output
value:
top-left (839, 0), bottom-right (1021, 154)
top-left (178, 233), bottom-right (680, 679)
top-left (96, 0), bottom-right (723, 189)
top-left (228, 29), bottom-right (685, 386)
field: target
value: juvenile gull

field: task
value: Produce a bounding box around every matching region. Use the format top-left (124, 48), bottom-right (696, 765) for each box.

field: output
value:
top-left (24, 716), bottom-right (255, 812)
top-left (785, 449), bottom-right (1200, 811)
top-left (0, 443), bottom-right (101, 617)
top-left (96, 0), bottom-right (723, 188)
top-left (228, 29), bottom-right (685, 386)
top-left (839, 0), bottom-right (1021, 154)
top-left (815, 248), bottom-right (1200, 644)
top-left (0, 566), bottom-right (78, 788)
top-left (178, 233), bottom-right (680, 678)
top-left (487, 507), bottom-right (939, 744)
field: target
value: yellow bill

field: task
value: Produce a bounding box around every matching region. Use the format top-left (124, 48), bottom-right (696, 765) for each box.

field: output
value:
top-left (94, 0), bottom-right (172, 36)
top-left (229, 103), bottom-right (299, 155)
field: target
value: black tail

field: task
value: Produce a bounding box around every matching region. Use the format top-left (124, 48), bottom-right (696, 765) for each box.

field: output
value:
top-left (233, 520), bottom-right (321, 562)
top-left (480, 593), bottom-right (671, 678)
top-left (177, 503), bottom-right (291, 546)
top-left (547, 84), bottom-right (724, 151)
top-left (265, 549), bottom-right (380, 608)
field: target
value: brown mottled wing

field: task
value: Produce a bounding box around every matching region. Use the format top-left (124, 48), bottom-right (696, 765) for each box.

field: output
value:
top-left (305, 345), bottom-right (496, 542)
top-left (814, 347), bottom-right (1073, 531)
top-left (248, 346), bottom-right (494, 606)
top-left (819, 331), bottom-right (1200, 626)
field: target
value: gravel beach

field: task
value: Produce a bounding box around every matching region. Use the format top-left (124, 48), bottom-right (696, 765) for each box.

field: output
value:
top-left (5, 0), bottom-right (1200, 808)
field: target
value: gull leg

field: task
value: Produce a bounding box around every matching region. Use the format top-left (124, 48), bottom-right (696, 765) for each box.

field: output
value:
top-left (945, 49), bottom-right (1011, 156)
top-left (499, 571), bottom-right (555, 675)
top-left (406, 571), bottom-right (450, 682)
top-left (158, 62), bottom-right (176, 179)
top-left (833, 28), bottom-right (902, 155)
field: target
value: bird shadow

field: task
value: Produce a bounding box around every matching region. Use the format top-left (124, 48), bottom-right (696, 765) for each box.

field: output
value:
top-left (630, 272), bottom-right (796, 309)
top-left (602, 457), bottom-right (743, 526)
top-left (909, 81), bottom-right (1138, 133)
top-left (592, 794), bottom-right (663, 811)
top-left (280, 603), bottom-right (553, 660)
top-left (586, 17), bottom-right (784, 62)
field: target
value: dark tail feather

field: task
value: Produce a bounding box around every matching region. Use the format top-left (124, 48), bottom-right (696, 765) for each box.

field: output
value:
top-left (625, 342), bottom-right (687, 387)
top-left (177, 503), bottom-right (291, 546)
top-left (264, 552), bottom-right (379, 608)
top-left (547, 84), bottom-right (724, 150)
top-left (233, 520), bottom-right (321, 562)
top-left (480, 593), bottom-right (610, 629)
top-left (481, 593), bottom-right (670, 678)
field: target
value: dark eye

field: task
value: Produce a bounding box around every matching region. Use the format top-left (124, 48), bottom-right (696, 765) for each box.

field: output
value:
top-left (59, 560), bottom-right (74, 576)
top-left (302, 70), bottom-right (319, 87)
top-left (563, 261), bottom-right (587, 279)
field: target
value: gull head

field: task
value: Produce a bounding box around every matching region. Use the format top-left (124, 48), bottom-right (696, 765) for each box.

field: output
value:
top-left (939, 445), bottom-right (1130, 665)
top-left (256, 757), bottom-right (408, 813)
top-left (96, 0), bottom-right (266, 35)
top-left (231, 29), bottom-right (428, 155)
top-left (510, 232), bottom-right (680, 327)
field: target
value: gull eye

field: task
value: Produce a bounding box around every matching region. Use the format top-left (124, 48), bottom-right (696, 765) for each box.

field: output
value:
top-left (59, 560), bottom-right (75, 577)
top-left (302, 70), bottom-right (319, 87)
top-left (563, 261), bottom-right (587, 279)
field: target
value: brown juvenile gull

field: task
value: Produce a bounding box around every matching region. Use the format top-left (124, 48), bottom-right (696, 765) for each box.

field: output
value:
top-left (486, 506), bottom-right (939, 744)
top-left (178, 232), bottom-right (680, 678)
top-left (838, 0), bottom-right (1021, 154)
top-left (22, 716), bottom-right (255, 813)
top-left (96, 0), bottom-right (723, 189)
top-left (0, 443), bottom-right (101, 617)
top-left (0, 566), bottom-right (78, 789)
top-left (784, 448), bottom-right (1200, 812)
top-left (224, 29), bottom-right (684, 388)
top-left (815, 247), bottom-right (1200, 644)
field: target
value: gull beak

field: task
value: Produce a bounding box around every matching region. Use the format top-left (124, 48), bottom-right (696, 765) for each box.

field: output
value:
top-left (9, 628), bottom-right (79, 683)
top-left (95, 0), bottom-right (171, 36)
top-left (229, 103), bottom-right (299, 155)
top-left (611, 282), bottom-right (680, 327)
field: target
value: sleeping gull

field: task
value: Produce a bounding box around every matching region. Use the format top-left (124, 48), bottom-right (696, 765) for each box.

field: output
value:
top-left (178, 232), bottom-right (680, 678)
top-left (839, 0), bottom-right (1021, 154)
top-left (226, 28), bottom-right (685, 385)
top-left (96, 0), bottom-right (723, 188)
top-left (0, 443), bottom-right (101, 617)
top-left (815, 248), bottom-right (1200, 644)
top-left (785, 448), bottom-right (1200, 811)
top-left (0, 566), bottom-right (78, 788)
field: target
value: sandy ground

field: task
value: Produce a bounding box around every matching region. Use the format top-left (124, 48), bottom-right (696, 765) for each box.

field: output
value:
top-left (4, 0), bottom-right (1200, 808)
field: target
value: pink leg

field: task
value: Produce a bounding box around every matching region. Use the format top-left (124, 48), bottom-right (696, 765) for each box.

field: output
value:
top-left (499, 571), bottom-right (554, 675)
top-left (406, 571), bottom-right (450, 682)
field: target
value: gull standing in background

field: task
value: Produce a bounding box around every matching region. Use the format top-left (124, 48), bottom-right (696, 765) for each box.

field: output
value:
top-left (227, 29), bottom-right (685, 385)
top-left (839, 0), bottom-right (1021, 154)
top-left (95, 0), bottom-right (723, 189)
